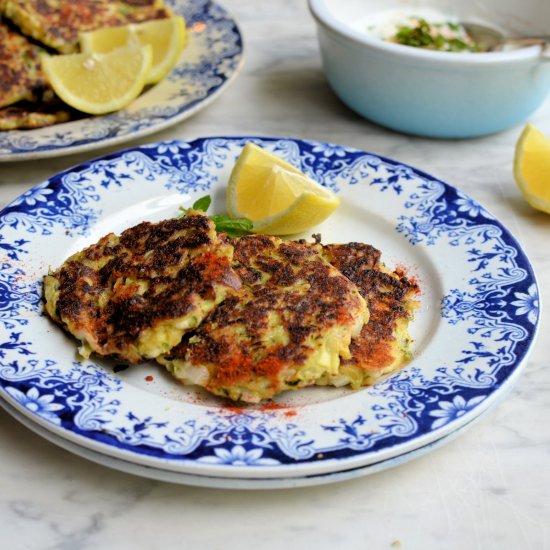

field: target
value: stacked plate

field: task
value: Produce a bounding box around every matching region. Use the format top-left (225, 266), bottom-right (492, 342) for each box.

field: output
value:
top-left (0, 137), bottom-right (539, 488)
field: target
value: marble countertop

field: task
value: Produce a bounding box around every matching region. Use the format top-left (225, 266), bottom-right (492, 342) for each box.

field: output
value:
top-left (1, 1), bottom-right (549, 548)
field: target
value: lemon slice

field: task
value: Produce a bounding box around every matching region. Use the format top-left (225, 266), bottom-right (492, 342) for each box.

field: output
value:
top-left (514, 123), bottom-right (550, 214)
top-left (80, 17), bottom-right (187, 85)
top-left (227, 143), bottom-right (341, 235)
top-left (42, 46), bottom-right (152, 115)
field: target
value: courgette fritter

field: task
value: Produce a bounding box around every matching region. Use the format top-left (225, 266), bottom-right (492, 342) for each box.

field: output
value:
top-left (0, 19), bottom-right (49, 109)
top-left (0, 102), bottom-right (71, 130)
top-left (44, 212), bottom-right (241, 363)
top-left (158, 235), bottom-right (369, 403)
top-left (2, 0), bottom-right (171, 54)
top-left (315, 241), bottom-right (419, 387)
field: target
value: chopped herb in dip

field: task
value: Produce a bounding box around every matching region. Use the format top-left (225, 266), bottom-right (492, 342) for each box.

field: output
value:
top-left (390, 18), bottom-right (481, 52)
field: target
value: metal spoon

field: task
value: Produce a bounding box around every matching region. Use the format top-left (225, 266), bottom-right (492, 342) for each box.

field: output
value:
top-left (461, 22), bottom-right (549, 52)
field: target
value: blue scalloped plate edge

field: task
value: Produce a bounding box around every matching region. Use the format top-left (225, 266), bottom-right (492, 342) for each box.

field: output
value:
top-left (0, 387), bottom-right (504, 489)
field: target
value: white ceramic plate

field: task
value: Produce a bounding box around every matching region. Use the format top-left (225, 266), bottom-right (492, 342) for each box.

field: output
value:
top-left (0, 137), bottom-right (540, 487)
top-left (0, 1), bottom-right (243, 162)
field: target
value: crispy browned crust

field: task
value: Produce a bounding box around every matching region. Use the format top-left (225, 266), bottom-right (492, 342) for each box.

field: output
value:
top-left (46, 214), bottom-right (241, 363)
top-left (2, 0), bottom-right (171, 53)
top-left (163, 235), bottom-right (367, 400)
top-left (0, 102), bottom-right (70, 129)
top-left (0, 20), bottom-right (48, 108)
top-left (321, 242), bottom-right (419, 377)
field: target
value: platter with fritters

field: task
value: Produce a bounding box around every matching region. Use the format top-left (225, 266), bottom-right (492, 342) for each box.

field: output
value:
top-left (0, 0), bottom-right (244, 160)
top-left (0, 0), bottom-right (172, 130)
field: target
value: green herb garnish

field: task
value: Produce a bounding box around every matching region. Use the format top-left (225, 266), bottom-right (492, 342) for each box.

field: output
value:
top-left (190, 195), bottom-right (212, 212)
top-left (210, 214), bottom-right (254, 236)
top-left (179, 195), bottom-right (253, 237)
top-left (392, 19), bottom-right (481, 52)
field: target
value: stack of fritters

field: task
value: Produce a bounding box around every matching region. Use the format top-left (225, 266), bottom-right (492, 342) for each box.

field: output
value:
top-left (44, 212), bottom-right (419, 403)
top-left (2, 0), bottom-right (169, 54)
top-left (0, 0), bottom-right (171, 129)
top-left (0, 19), bottom-right (70, 129)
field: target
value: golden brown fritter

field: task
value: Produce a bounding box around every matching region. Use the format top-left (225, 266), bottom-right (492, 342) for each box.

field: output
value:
top-left (0, 102), bottom-right (71, 129)
top-left (2, 0), bottom-right (171, 53)
top-left (44, 213), bottom-right (241, 363)
top-left (158, 235), bottom-right (368, 403)
top-left (316, 241), bottom-right (419, 387)
top-left (0, 19), bottom-right (49, 108)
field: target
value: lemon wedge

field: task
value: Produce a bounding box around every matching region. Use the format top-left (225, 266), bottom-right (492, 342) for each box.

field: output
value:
top-left (227, 143), bottom-right (341, 235)
top-left (42, 46), bottom-right (152, 115)
top-left (80, 17), bottom-right (187, 85)
top-left (514, 123), bottom-right (550, 214)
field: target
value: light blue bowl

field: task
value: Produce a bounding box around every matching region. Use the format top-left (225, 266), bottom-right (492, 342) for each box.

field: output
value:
top-left (309, 0), bottom-right (550, 138)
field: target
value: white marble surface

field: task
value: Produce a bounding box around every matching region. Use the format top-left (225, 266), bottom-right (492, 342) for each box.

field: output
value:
top-left (1, 1), bottom-right (549, 549)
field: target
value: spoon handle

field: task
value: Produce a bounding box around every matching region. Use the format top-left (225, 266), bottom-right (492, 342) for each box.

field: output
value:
top-left (503, 37), bottom-right (549, 48)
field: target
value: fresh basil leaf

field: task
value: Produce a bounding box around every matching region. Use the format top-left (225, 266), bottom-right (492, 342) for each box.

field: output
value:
top-left (178, 195), bottom-right (253, 236)
top-left (192, 195), bottom-right (212, 212)
top-left (211, 214), bottom-right (254, 237)
top-left (178, 195), bottom-right (211, 217)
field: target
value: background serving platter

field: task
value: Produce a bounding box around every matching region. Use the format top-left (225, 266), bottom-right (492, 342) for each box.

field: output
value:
top-left (0, 0), bottom-right (244, 162)
top-left (0, 136), bottom-right (540, 488)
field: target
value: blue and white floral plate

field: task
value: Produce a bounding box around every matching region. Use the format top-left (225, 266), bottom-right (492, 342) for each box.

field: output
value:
top-left (0, 137), bottom-right (540, 488)
top-left (0, 0), bottom-right (243, 162)
top-left (0, 391), bottom-right (485, 489)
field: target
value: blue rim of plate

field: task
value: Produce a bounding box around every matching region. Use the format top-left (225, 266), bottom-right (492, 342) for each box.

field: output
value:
top-left (0, 136), bottom-right (540, 481)
top-left (0, 0), bottom-right (244, 161)
top-left (0, 392), bottom-right (486, 489)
